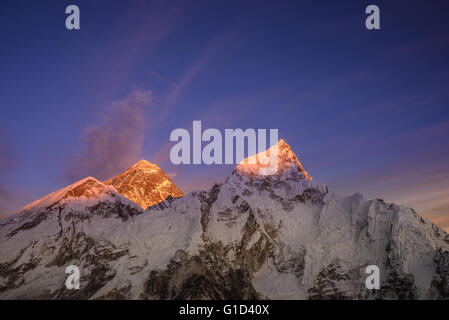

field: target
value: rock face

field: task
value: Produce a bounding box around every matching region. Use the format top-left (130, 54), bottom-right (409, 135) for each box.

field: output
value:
top-left (104, 160), bottom-right (183, 209)
top-left (0, 141), bottom-right (448, 300)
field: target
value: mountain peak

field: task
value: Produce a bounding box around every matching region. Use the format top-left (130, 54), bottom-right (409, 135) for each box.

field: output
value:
top-left (20, 177), bottom-right (112, 213)
top-left (234, 139), bottom-right (312, 180)
top-left (276, 138), bottom-right (288, 147)
top-left (131, 159), bottom-right (158, 169)
top-left (104, 160), bottom-right (183, 209)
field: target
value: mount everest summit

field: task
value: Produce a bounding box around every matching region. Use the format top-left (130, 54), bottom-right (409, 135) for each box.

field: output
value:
top-left (0, 140), bottom-right (448, 299)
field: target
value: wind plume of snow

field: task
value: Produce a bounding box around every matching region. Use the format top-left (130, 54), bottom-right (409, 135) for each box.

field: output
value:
top-left (65, 89), bottom-right (152, 182)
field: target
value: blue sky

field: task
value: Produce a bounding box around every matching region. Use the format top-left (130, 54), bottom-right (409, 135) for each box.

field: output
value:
top-left (1, 0), bottom-right (449, 230)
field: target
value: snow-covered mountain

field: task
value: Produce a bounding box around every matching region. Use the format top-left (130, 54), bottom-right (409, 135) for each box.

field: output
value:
top-left (104, 160), bottom-right (183, 209)
top-left (236, 139), bottom-right (313, 180)
top-left (0, 141), bottom-right (448, 299)
top-left (0, 177), bottom-right (142, 298)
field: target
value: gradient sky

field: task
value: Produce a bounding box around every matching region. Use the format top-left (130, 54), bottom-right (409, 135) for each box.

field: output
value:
top-left (1, 0), bottom-right (449, 231)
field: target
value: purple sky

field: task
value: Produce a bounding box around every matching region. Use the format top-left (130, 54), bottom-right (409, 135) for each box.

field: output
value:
top-left (1, 0), bottom-right (449, 231)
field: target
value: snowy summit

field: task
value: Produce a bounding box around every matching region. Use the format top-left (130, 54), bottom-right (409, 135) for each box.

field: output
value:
top-left (235, 139), bottom-right (313, 180)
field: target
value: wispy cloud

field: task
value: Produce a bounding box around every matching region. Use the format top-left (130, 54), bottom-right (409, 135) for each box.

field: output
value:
top-left (144, 36), bottom-right (228, 173)
top-left (164, 55), bottom-right (210, 110)
top-left (149, 142), bottom-right (174, 166)
top-left (156, 35), bottom-right (227, 123)
top-left (86, 0), bottom-right (192, 98)
top-left (65, 89), bottom-right (153, 182)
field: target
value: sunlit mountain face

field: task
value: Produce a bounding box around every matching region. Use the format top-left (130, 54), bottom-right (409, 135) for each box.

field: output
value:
top-left (104, 160), bottom-right (183, 209)
top-left (235, 139), bottom-right (313, 180)
top-left (0, 140), bottom-right (448, 300)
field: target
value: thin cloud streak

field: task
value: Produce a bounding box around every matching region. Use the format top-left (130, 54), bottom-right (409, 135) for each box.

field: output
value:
top-left (156, 35), bottom-right (228, 123)
top-left (87, 0), bottom-right (192, 98)
top-left (65, 89), bottom-right (153, 182)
